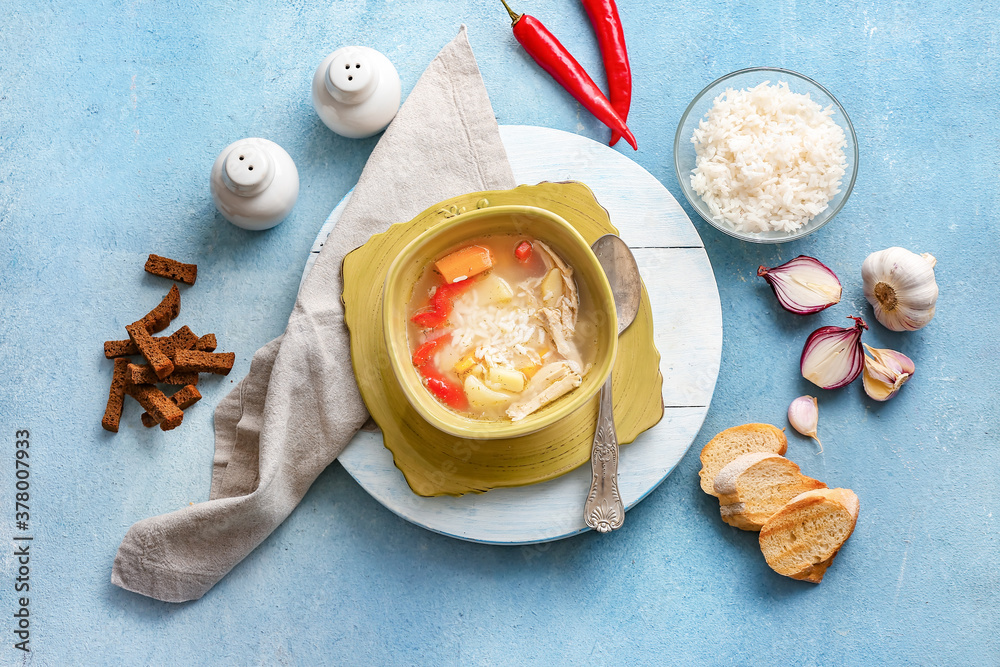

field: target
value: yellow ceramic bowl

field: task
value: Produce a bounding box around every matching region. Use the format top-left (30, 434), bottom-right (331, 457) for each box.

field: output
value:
top-left (383, 205), bottom-right (618, 440)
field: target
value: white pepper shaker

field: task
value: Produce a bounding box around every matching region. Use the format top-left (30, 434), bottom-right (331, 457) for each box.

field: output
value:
top-left (210, 138), bottom-right (299, 230)
top-left (312, 46), bottom-right (401, 138)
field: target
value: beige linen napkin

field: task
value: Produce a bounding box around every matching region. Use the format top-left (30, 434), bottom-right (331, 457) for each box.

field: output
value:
top-left (111, 26), bottom-right (516, 602)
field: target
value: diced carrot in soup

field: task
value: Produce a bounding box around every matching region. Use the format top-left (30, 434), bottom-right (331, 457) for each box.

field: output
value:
top-left (435, 245), bottom-right (493, 284)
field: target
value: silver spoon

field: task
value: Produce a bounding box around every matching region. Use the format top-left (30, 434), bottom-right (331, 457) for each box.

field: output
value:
top-left (584, 234), bottom-right (642, 533)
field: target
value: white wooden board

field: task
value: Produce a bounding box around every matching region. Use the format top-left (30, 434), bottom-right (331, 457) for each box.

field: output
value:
top-left (302, 125), bottom-right (723, 544)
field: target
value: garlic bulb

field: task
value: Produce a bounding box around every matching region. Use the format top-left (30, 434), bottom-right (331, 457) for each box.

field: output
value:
top-left (861, 248), bottom-right (939, 331)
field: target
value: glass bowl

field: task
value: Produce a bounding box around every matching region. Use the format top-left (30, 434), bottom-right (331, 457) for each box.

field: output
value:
top-left (673, 67), bottom-right (859, 243)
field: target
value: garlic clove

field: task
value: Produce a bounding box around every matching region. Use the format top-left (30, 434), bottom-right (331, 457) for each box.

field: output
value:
top-left (788, 395), bottom-right (823, 452)
top-left (861, 247), bottom-right (939, 332)
top-left (869, 344), bottom-right (915, 378)
top-left (862, 370), bottom-right (897, 401)
top-left (862, 344), bottom-right (915, 401)
top-left (758, 256), bottom-right (842, 315)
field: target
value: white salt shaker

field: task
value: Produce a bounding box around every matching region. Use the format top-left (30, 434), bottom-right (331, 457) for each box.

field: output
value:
top-left (210, 138), bottom-right (299, 230)
top-left (312, 46), bottom-right (401, 138)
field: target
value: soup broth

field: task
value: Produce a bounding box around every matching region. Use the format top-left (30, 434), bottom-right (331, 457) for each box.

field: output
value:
top-left (406, 234), bottom-right (597, 421)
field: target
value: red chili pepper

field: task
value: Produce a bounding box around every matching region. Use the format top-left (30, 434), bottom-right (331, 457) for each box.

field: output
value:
top-left (410, 279), bottom-right (474, 329)
top-left (421, 367), bottom-right (468, 410)
top-left (412, 333), bottom-right (451, 368)
top-left (500, 0), bottom-right (637, 151)
top-left (580, 0), bottom-right (631, 147)
top-left (514, 240), bottom-right (533, 262)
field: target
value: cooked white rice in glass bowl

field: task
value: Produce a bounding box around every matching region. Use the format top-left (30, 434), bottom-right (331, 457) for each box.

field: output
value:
top-left (674, 67), bottom-right (858, 243)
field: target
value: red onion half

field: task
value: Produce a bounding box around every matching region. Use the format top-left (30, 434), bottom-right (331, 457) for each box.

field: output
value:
top-left (758, 256), bottom-right (842, 315)
top-left (801, 316), bottom-right (868, 389)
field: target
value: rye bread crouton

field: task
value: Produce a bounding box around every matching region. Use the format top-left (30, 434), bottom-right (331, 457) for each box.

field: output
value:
top-left (101, 358), bottom-right (131, 433)
top-left (104, 338), bottom-right (141, 359)
top-left (125, 321), bottom-right (174, 380)
top-left (127, 363), bottom-right (199, 387)
top-left (156, 326), bottom-right (199, 360)
top-left (138, 285), bottom-right (181, 334)
top-left (173, 349), bottom-right (234, 375)
top-left (144, 254), bottom-right (197, 285)
top-left (104, 325), bottom-right (198, 359)
top-left (125, 383), bottom-right (184, 430)
top-left (141, 385), bottom-right (202, 428)
top-left (194, 333), bottom-right (217, 352)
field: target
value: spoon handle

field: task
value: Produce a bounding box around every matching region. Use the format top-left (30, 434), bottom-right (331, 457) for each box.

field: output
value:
top-left (584, 374), bottom-right (624, 532)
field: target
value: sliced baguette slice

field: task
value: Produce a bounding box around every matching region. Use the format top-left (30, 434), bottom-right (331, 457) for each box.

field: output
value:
top-left (759, 488), bottom-right (860, 584)
top-left (714, 453), bottom-right (827, 531)
top-left (698, 424), bottom-right (787, 497)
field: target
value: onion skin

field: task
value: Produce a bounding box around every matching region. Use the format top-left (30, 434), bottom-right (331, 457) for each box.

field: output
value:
top-left (800, 316), bottom-right (868, 389)
top-left (758, 256), bottom-right (842, 315)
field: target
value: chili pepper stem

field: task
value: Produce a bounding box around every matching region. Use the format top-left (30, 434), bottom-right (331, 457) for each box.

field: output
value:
top-left (500, 0), bottom-right (521, 25)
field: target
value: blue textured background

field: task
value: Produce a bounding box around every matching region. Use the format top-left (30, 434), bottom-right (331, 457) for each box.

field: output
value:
top-left (1, 1), bottom-right (997, 664)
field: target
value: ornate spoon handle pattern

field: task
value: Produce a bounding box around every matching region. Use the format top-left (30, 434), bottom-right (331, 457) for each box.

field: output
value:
top-left (584, 374), bottom-right (623, 532)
